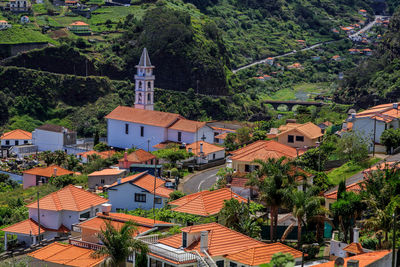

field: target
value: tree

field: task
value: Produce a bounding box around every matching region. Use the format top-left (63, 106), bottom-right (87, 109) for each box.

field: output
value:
top-left (381, 128), bottom-right (400, 153)
top-left (224, 133), bottom-right (238, 151)
top-left (260, 252), bottom-right (295, 267)
top-left (152, 148), bottom-right (192, 166)
top-left (50, 174), bottom-right (75, 188)
top-left (93, 220), bottom-right (149, 267)
top-left (336, 131), bottom-right (368, 162)
top-left (169, 190), bottom-right (185, 201)
top-left (94, 142), bottom-right (109, 152)
top-left (236, 127), bottom-right (251, 144)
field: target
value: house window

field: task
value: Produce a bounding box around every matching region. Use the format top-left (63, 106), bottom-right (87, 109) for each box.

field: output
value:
top-left (245, 164), bottom-right (250, 172)
top-left (178, 132), bottom-right (182, 142)
top-left (140, 126), bottom-right (144, 137)
top-left (216, 260), bottom-right (224, 267)
top-left (100, 179), bottom-right (105, 184)
top-left (155, 197), bottom-right (162, 204)
top-left (230, 262), bottom-right (238, 267)
top-left (288, 135), bottom-right (294, 143)
top-left (125, 124), bottom-right (129, 134)
top-left (135, 193), bottom-right (146, 202)
top-left (80, 211), bottom-right (90, 219)
top-left (213, 153), bottom-right (216, 160)
top-left (296, 136), bottom-right (304, 142)
top-left (182, 232), bottom-right (187, 248)
top-left (24, 140), bottom-right (28, 144)
top-left (5, 140), bottom-right (9, 145)
top-left (15, 140), bottom-right (19, 146)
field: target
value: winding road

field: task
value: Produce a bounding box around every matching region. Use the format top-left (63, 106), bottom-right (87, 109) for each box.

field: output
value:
top-left (182, 167), bottom-right (220, 194)
top-left (232, 15), bottom-right (388, 73)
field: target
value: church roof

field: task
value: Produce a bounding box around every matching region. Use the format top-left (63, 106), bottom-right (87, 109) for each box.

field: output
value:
top-left (137, 48), bottom-right (153, 67)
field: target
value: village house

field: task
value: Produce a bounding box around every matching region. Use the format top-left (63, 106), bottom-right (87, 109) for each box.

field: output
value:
top-left (273, 122), bottom-right (323, 148)
top-left (349, 102), bottom-right (400, 153)
top-left (332, 55), bottom-right (341, 61)
top-left (328, 228), bottom-right (372, 260)
top-left (169, 188), bottom-right (247, 217)
top-left (20, 15), bottom-right (29, 23)
top-left (68, 21), bottom-right (91, 35)
top-left (118, 149), bottom-right (156, 169)
top-left (0, 20), bottom-right (11, 29)
top-left (23, 165), bottom-right (75, 189)
top-left (317, 121), bottom-right (333, 133)
top-left (296, 39), bottom-right (306, 47)
top-left (362, 48), bottom-right (372, 56)
top-left (311, 55), bottom-right (321, 61)
top-left (77, 149), bottom-right (116, 163)
top-left (208, 122), bottom-right (239, 144)
top-left (106, 48), bottom-right (214, 151)
top-left (358, 9), bottom-right (367, 16)
top-left (229, 140), bottom-right (303, 173)
top-left (142, 222), bottom-right (303, 266)
top-left (32, 124), bottom-right (77, 152)
top-left (7, 0), bottom-right (31, 12)
top-left (314, 250), bottom-right (391, 267)
top-left (185, 141), bottom-right (225, 164)
top-left (287, 62), bottom-right (303, 69)
top-left (0, 129), bottom-right (32, 147)
top-left (324, 181), bottom-right (363, 209)
top-left (265, 57), bottom-right (274, 65)
top-left (2, 185), bottom-right (108, 249)
top-left (107, 171), bottom-right (173, 211)
top-left (87, 168), bottom-right (126, 190)
top-left (349, 48), bottom-right (360, 54)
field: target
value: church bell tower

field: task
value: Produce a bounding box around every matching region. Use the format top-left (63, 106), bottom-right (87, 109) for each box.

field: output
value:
top-left (134, 48), bottom-right (155, 110)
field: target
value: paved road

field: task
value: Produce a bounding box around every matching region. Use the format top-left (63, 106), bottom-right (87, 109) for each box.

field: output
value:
top-left (233, 15), bottom-right (388, 73)
top-left (182, 167), bottom-right (220, 194)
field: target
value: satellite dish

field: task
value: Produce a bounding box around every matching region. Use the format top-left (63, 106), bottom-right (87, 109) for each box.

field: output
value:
top-left (335, 257), bottom-right (345, 266)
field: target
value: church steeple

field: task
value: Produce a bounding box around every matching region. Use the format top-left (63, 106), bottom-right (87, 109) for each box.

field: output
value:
top-left (134, 48), bottom-right (155, 110)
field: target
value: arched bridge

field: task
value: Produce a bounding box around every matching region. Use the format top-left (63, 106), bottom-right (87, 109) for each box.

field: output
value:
top-left (264, 100), bottom-right (327, 111)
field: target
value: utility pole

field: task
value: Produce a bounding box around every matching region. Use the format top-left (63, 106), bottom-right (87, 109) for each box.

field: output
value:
top-left (147, 139), bottom-right (150, 152)
top-left (373, 116), bottom-right (377, 157)
top-left (152, 167), bottom-right (157, 225)
top-left (37, 192), bottom-right (41, 245)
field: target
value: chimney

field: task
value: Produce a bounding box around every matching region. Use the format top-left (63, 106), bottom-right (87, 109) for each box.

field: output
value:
top-left (117, 178), bottom-right (122, 185)
top-left (200, 143), bottom-right (203, 153)
top-left (353, 227), bottom-right (360, 243)
top-left (101, 203), bottom-right (112, 216)
top-left (393, 103), bottom-right (398, 109)
top-left (347, 259), bottom-right (359, 267)
top-left (53, 168), bottom-right (57, 177)
top-left (200, 231), bottom-right (208, 252)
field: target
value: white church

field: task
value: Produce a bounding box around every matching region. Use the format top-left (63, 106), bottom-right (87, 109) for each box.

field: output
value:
top-left (105, 48), bottom-right (215, 151)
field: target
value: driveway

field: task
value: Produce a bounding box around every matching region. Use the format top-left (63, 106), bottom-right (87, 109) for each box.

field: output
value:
top-left (182, 167), bottom-right (221, 194)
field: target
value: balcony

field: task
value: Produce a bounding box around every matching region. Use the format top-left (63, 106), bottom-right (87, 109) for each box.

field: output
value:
top-left (68, 236), bottom-right (103, 251)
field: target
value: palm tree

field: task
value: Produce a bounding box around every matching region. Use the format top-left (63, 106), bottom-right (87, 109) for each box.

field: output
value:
top-left (246, 157), bottom-right (298, 242)
top-left (93, 220), bottom-right (149, 267)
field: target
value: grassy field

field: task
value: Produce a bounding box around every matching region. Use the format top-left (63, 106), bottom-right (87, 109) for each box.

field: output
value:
top-left (327, 157), bottom-right (381, 185)
top-left (264, 82), bottom-right (330, 101)
top-left (0, 25), bottom-right (57, 44)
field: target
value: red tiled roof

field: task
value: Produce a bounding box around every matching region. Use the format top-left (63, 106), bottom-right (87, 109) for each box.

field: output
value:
top-left (277, 122), bottom-right (323, 139)
top-left (324, 181), bottom-right (364, 200)
top-left (230, 140), bottom-right (301, 162)
top-left (0, 129), bottom-right (32, 140)
top-left (355, 102), bottom-right (400, 122)
top-left (2, 219), bottom-right (69, 235)
top-left (88, 169), bottom-right (125, 176)
top-left (26, 185), bottom-right (108, 211)
top-left (70, 21), bottom-right (88, 26)
top-left (78, 150), bottom-right (116, 160)
top-left (28, 242), bottom-right (106, 267)
top-left (96, 212), bottom-right (174, 227)
top-left (23, 165), bottom-right (74, 178)
top-left (168, 119), bottom-right (207, 133)
top-left (78, 217), bottom-right (152, 236)
top-left (314, 250), bottom-right (391, 267)
top-left (108, 172), bottom-right (173, 198)
top-left (105, 106), bottom-right (182, 128)
top-left (170, 188), bottom-right (247, 216)
top-left (343, 242), bottom-right (365, 255)
top-left (226, 243), bottom-right (303, 265)
top-left (118, 149), bottom-right (155, 164)
top-left (153, 141), bottom-right (181, 149)
top-left (214, 132), bottom-right (228, 140)
top-left (186, 141), bottom-right (224, 156)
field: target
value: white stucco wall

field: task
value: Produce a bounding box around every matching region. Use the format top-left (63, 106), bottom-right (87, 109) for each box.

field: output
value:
top-left (29, 208), bottom-right (62, 230)
top-left (108, 182), bottom-right (166, 211)
top-left (32, 129), bottom-right (64, 152)
top-left (107, 119), bottom-right (166, 151)
top-left (1, 139), bottom-right (31, 146)
top-left (167, 126), bottom-right (214, 145)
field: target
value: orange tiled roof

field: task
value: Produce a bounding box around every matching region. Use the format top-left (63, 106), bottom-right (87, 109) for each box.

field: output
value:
top-left (0, 20), bottom-right (8, 23)
top-left (26, 184), bottom-right (108, 211)
top-left (78, 217), bottom-right (152, 236)
top-left (153, 141), bottom-right (181, 149)
top-left (88, 168), bottom-right (125, 176)
top-left (214, 132), bottom-right (228, 140)
top-left (159, 222), bottom-right (265, 257)
top-left (70, 21), bottom-right (88, 26)
top-left (118, 149), bottom-right (155, 164)
top-left (168, 119), bottom-right (207, 133)
top-left (0, 129), bottom-right (32, 140)
top-left (324, 181), bottom-right (364, 200)
top-left (23, 165), bottom-right (74, 178)
top-left (108, 172), bottom-right (173, 198)
top-left (2, 219), bottom-right (69, 235)
top-left (105, 106), bottom-right (182, 128)
top-left (78, 150), bottom-right (116, 160)
top-left (225, 243), bottom-right (303, 265)
top-left (230, 140), bottom-right (301, 162)
top-left (355, 102), bottom-right (400, 122)
top-left (313, 250), bottom-right (391, 267)
top-left (277, 122), bottom-right (323, 139)
top-left (363, 161), bottom-right (398, 173)
top-left (96, 212), bottom-right (174, 227)
top-left (186, 141), bottom-right (224, 156)
top-left (28, 242), bottom-right (106, 267)
top-left (170, 188), bottom-right (248, 216)
top-left (343, 242), bottom-right (365, 255)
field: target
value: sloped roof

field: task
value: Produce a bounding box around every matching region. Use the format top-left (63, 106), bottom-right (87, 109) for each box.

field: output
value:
top-left (214, 132), bottom-right (228, 140)
top-left (23, 165), bottom-right (74, 178)
top-left (168, 119), bottom-right (207, 133)
top-left (356, 102), bottom-right (400, 122)
top-left (26, 185), bottom-right (108, 211)
top-left (78, 217), bottom-right (152, 236)
top-left (105, 106), bottom-right (182, 128)
top-left (137, 48), bottom-right (153, 67)
top-left (277, 122), bottom-right (323, 139)
top-left (36, 124), bottom-right (74, 133)
top-left (153, 141), bottom-right (181, 149)
top-left (325, 181), bottom-right (364, 200)
top-left (159, 222), bottom-right (266, 257)
top-left (96, 212), bottom-right (174, 227)
top-left (186, 141), bottom-right (224, 156)
top-left (230, 140), bottom-right (301, 162)
top-left (108, 172), bottom-right (173, 198)
top-left (118, 149), bottom-right (156, 164)
top-left (2, 219), bottom-right (69, 235)
top-left (78, 150), bottom-right (116, 160)
top-left (169, 188), bottom-right (248, 216)
top-left (0, 129), bottom-right (32, 140)
top-left (88, 168), bottom-right (125, 177)
top-left (343, 242), bottom-right (365, 255)
top-left (70, 21), bottom-right (88, 26)
top-left (225, 243), bottom-right (303, 265)
top-left (313, 250), bottom-right (391, 267)
top-left (28, 242), bottom-right (106, 267)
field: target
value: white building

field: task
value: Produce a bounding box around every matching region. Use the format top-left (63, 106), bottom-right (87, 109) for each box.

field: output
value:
top-left (2, 185), bottom-right (108, 249)
top-left (107, 172), bottom-right (173, 211)
top-left (0, 129), bottom-right (32, 147)
top-left (349, 102), bottom-right (400, 153)
top-left (32, 124), bottom-right (77, 152)
top-left (186, 141), bottom-right (225, 164)
top-left (105, 48), bottom-right (214, 151)
top-left (0, 20), bottom-right (11, 30)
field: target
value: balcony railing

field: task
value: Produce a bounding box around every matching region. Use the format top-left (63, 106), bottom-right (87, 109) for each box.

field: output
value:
top-left (69, 236), bottom-right (103, 251)
top-left (148, 244), bottom-right (198, 263)
top-left (136, 234), bottom-right (159, 244)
